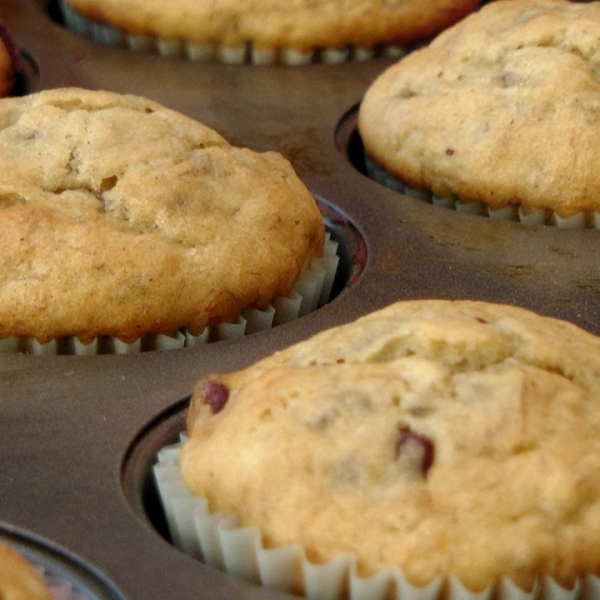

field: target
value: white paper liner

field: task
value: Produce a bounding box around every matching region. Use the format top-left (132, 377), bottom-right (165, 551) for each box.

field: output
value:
top-left (41, 570), bottom-right (89, 600)
top-left (0, 234), bottom-right (340, 355)
top-left (12, 562), bottom-right (90, 600)
top-left (58, 0), bottom-right (408, 65)
top-left (152, 440), bottom-right (597, 600)
top-left (364, 154), bottom-right (600, 229)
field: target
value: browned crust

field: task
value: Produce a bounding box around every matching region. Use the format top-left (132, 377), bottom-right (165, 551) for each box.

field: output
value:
top-left (0, 88), bottom-right (324, 342)
top-left (358, 0), bottom-right (600, 216)
top-left (181, 299), bottom-right (600, 592)
top-left (64, 0), bottom-right (479, 49)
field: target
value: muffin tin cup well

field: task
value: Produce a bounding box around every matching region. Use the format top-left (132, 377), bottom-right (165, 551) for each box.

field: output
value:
top-left (2, 1), bottom-right (600, 599)
top-left (0, 524), bottom-right (124, 600)
top-left (11, 48), bottom-right (40, 96)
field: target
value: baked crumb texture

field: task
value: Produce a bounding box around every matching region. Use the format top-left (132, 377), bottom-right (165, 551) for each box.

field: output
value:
top-left (59, 0), bottom-right (479, 65)
top-left (358, 0), bottom-right (600, 226)
top-left (0, 88), bottom-right (325, 349)
top-left (162, 299), bottom-right (600, 598)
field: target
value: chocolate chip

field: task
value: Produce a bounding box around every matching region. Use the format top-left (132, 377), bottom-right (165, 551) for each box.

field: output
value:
top-left (197, 378), bottom-right (229, 414)
top-left (395, 426), bottom-right (435, 476)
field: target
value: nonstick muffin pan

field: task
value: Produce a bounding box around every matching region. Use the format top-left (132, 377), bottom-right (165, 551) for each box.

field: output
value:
top-left (2, 1), bottom-right (600, 599)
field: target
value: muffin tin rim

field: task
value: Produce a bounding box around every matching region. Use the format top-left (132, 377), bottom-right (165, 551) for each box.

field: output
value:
top-left (3, 1), bottom-right (600, 599)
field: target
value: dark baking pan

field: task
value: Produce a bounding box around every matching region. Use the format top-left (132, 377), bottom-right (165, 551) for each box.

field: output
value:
top-left (1, 1), bottom-right (600, 599)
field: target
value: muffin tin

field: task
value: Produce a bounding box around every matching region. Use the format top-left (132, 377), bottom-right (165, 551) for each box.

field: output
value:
top-left (2, 1), bottom-right (600, 599)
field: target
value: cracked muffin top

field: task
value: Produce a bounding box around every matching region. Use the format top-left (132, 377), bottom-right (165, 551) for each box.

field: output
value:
top-left (0, 87), bottom-right (323, 343)
top-left (0, 543), bottom-right (52, 600)
top-left (358, 0), bottom-right (600, 217)
top-left (181, 299), bottom-right (600, 593)
top-left (62, 0), bottom-right (479, 51)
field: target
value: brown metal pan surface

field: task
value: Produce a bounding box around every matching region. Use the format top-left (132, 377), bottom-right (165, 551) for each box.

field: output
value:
top-left (1, 1), bottom-right (600, 599)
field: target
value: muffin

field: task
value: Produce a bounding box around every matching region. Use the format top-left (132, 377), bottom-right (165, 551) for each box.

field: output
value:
top-left (0, 542), bottom-right (52, 600)
top-left (358, 0), bottom-right (600, 228)
top-left (0, 87), bottom-right (328, 354)
top-left (156, 299), bottom-right (600, 598)
top-left (0, 19), bottom-right (20, 97)
top-left (58, 0), bottom-right (479, 65)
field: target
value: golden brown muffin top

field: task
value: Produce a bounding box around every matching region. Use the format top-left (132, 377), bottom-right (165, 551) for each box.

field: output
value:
top-left (0, 87), bottom-right (323, 342)
top-left (182, 299), bottom-right (600, 592)
top-left (359, 0), bottom-right (600, 216)
top-left (65, 0), bottom-right (479, 50)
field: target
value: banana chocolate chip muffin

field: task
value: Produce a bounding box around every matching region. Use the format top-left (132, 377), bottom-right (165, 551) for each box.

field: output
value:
top-left (160, 299), bottom-right (600, 597)
top-left (0, 543), bottom-right (52, 600)
top-left (58, 0), bottom-right (479, 64)
top-left (359, 0), bottom-right (600, 227)
top-left (0, 87), bottom-right (324, 351)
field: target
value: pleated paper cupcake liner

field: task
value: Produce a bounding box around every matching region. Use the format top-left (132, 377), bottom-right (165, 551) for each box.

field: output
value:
top-left (35, 567), bottom-right (90, 600)
top-left (152, 440), bottom-right (600, 600)
top-left (57, 0), bottom-right (408, 66)
top-left (364, 154), bottom-right (600, 229)
top-left (0, 234), bottom-right (340, 356)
